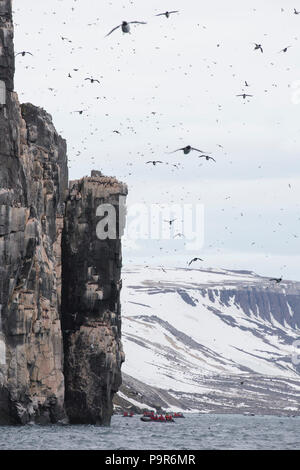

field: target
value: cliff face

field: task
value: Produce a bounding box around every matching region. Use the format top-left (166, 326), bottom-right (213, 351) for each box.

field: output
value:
top-left (62, 172), bottom-right (127, 424)
top-left (0, 0), bottom-right (14, 92)
top-left (0, 1), bottom-right (126, 424)
top-left (0, 100), bottom-right (68, 424)
top-left (0, 0), bottom-right (67, 423)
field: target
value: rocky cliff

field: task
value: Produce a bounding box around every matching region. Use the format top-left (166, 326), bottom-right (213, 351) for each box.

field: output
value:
top-left (0, 0), bottom-right (126, 424)
top-left (62, 173), bottom-right (127, 424)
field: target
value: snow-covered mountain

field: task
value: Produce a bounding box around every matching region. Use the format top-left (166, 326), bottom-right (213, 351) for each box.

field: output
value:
top-left (114, 266), bottom-right (300, 415)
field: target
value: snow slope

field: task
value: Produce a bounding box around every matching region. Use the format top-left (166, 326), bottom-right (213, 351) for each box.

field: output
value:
top-left (115, 266), bottom-right (300, 415)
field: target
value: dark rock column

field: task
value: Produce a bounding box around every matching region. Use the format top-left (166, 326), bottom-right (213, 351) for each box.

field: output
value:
top-left (62, 172), bottom-right (127, 424)
top-left (0, 0), bottom-right (68, 423)
top-left (0, 0), bottom-right (14, 92)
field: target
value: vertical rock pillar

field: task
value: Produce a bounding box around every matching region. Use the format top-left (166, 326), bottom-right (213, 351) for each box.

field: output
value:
top-left (0, 0), bottom-right (14, 94)
top-left (62, 171), bottom-right (127, 424)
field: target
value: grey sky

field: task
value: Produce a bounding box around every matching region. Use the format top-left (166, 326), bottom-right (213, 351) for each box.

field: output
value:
top-left (12, 0), bottom-right (300, 280)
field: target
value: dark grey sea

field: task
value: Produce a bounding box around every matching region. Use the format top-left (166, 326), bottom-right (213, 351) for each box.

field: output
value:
top-left (0, 414), bottom-right (299, 450)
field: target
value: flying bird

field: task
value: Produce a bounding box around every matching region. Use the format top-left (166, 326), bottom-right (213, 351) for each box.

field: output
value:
top-left (105, 21), bottom-right (147, 37)
top-left (155, 11), bottom-right (179, 18)
top-left (279, 46), bottom-right (292, 53)
top-left (253, 43), bottom-right (263, 53)
top-left (170, 145), bottom-right (208, 155)
top-left (85, 77), bottom-right (100, 84)
top-left (236, 93), bottom-right (253, 99)
top-left (198, 155), bottom-right (216, 162)
top-left (15, 51), bottom-right (33, 57)
top-left (164, 219), bottom-right (176, 226)
top-left (269, 277), bottom-right (283, 284)
top-left (188, 257), bottom-right (204, 266)
top-left (146, 160), bottom-right (163, 165)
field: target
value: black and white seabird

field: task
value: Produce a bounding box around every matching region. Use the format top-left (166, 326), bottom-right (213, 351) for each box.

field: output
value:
top-left (105, 21), bottom-right (147, 37)
top-left (146, 160), bottom-right (163, 165)
top-left (279, 46), bottom-right (291, 53)
top-left (164, 219), bottom-right (176, 226)
top-left (15, 51), bottom-right (33, 57)
top-left (85, 77), bottom-right (100, 83)
top-left (253, 43), bottom-right (263, 53)
top-left (188, 257), bottom-right (204, 266)
top-left (170, 145), bottom-right (208, 155)
top-left (269, 277), bottom-right (283, 284)
top-left (236, 93), bottom-right (253, 99)
top-left (155, 11), bottom-right (179, 18)
top-left (198, 155), bottom-right (216, 162)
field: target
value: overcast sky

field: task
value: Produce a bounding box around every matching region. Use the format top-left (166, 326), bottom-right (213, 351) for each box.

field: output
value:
top-left (12, 0), bottom-right (300, 280)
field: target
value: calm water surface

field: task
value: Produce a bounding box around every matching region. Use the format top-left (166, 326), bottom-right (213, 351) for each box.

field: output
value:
top-left (0, 414), bottom-right (299, 450)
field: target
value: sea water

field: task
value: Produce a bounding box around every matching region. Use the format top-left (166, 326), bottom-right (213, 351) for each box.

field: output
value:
top-left (0, 414), bottom-right (299, 450)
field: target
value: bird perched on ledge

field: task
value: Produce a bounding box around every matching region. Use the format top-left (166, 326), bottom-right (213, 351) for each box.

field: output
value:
top-left (105, 21), bottom-right (147, 37)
